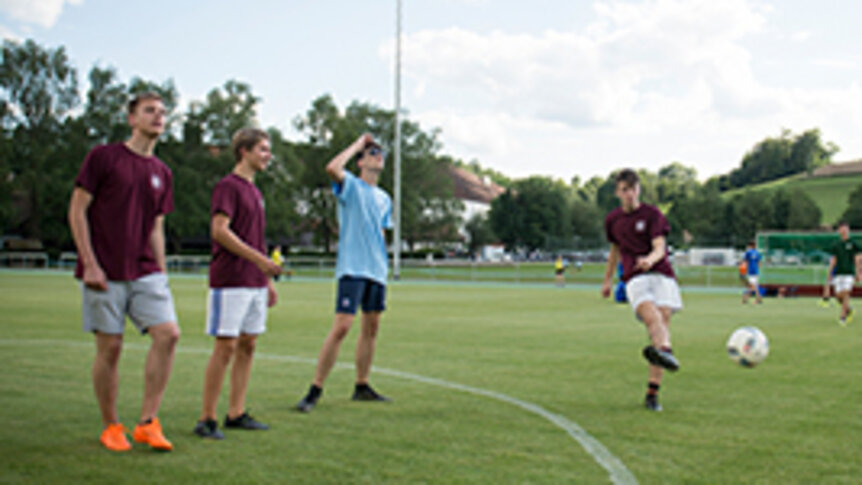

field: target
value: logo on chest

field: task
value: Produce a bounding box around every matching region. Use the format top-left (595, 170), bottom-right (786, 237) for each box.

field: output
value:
top-left (635, 220), bottom-right (646, 233)
top-left (150, 174), bottom-right (162, 190)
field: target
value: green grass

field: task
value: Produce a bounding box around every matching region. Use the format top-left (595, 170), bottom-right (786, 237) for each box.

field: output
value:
top-left (722, 173), bottom-right (862, 225)
top-left (1, 272), bottom-right (860, 484)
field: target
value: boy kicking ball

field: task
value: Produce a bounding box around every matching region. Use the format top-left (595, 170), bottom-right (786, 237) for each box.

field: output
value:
top-left (601, 169), bottom-right (681, 412)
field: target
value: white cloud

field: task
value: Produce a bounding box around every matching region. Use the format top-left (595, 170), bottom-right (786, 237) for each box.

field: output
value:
top-left (791, 30), bottom-right (812, 42)
top-left (0, 0), bottom-right (82, 29)
top-left (0, 24), bottom-right (20, 41)
top-left (812, 58), bottom-right (858, 70)
top-left (378, 0), bottom-right (862, 179)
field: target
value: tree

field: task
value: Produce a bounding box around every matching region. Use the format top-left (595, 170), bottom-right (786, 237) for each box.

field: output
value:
top-left (839, 184), bottom-right (862, 228)
top-left (488, 189), bottom-right (521, 251)
top-left (666, 188), bottom-right (728, 247)
top-left (770, 188), bottom-right (820, 230)
top-left (0, 39), bottom-right (81, 245)
top-left (788, 129), bottom-right (838, 176)
top-left (198, 80), bottom-right (259, 147)
top-left (464, 213), bottom-right (495, 256)
top-left (0, 39), bottom-right (78, 130)
top-left (726, 191), bottom-right (774, 245)
top-left (569, 198), bottom-right (603, 247)
top-left (657, 162), bottom-right (698, 204)
top-left (488, 176), bottom-right (570, 251)
top-left (725, 129), bottom-right (839, 190)
top-left (82, 65), bottom-right (127, 143)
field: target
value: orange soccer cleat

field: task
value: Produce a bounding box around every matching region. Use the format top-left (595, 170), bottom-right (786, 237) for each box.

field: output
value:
top-left (100, 423), bottom-right (131, 452)
top-left (132, 417), bottom-right (173, 451)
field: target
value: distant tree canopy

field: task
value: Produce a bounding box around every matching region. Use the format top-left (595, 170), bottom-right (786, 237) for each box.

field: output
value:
top-left (0, 39), bottom-right (462, 255)
top-left (711, 129), bottom-right (838, 191)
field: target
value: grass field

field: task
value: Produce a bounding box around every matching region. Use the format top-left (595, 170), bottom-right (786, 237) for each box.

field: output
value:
top-left (1, 272), bottom-right (860, 484)
top-left (287, 261), bottom-right (830, 288)
top-left (721, 173), bottom-right (862, 225)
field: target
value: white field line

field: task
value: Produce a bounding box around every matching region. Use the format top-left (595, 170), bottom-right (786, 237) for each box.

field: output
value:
top-left (1, 338), bottom-right (638, 485)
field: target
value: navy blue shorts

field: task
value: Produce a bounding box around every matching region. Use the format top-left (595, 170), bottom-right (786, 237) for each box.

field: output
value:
top-left (335, 276), bottom-right (386, 314)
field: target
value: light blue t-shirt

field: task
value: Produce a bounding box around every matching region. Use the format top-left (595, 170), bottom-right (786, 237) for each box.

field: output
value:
top-left (744, 248), bottom-right (761, 276)
top-left (332, 171), bottom-right (393, 285)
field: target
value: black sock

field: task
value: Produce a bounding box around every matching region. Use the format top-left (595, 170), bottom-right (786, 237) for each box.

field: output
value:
top-left (355, 383), bottom-right (370, 392)
top-left (308, 384), bottom-right (322, 399)
top-left (646, 382), bottom-right (660, 397)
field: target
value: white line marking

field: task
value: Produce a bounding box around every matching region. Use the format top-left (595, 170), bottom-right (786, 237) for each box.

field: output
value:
top-left (1, 338), bottom-right (637, 485)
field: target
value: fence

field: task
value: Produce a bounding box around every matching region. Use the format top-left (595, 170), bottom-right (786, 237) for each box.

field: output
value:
top-left (0, 253), bottom-right (836, 288)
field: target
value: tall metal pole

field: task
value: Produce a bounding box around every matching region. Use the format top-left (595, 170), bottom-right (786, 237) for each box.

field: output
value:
top-left (393, 0), bottom-right (402, 280)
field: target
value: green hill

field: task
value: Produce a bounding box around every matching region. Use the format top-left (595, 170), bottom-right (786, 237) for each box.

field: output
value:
top-left (721, 173), bottom-right (862, 225)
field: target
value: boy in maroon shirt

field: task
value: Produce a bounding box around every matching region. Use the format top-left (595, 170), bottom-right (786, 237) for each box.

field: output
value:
top-left (193, 128), bottom-right (281, 439)
top-left (68, 92), bottom-right (181, 451)
top-left (601, 169), bottom-right (682, 412)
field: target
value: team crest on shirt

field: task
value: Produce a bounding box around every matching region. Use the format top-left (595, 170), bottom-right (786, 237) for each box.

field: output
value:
top-left (150, 174), bottom-right (162, 190)
top-left (635, 220), bottom-right (646, 232)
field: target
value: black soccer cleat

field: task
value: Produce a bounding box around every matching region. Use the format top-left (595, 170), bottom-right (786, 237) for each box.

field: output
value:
top-left (224, 412), bottom-right (269, 430)
top-left (193, 418), bottom-right (225, 439)
top-left (296, 395), bottom-right (318, 413)
top-left (642, 346), bottom-right (680, 372)
top-left (296, 385), bottom-right (322, 413)
top-left (644, 395), bottom-right (663, 412)
top-left (352, 384), bottom-right (391, 402)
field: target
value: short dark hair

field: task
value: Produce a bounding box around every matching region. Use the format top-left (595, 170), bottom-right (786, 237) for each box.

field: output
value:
top-left (614, 168), bottom-right (639, 187)
top-left (354, 140), bottom-right (382, 164)
top-left (232, 128), bottom-right (270, 162)
top-left (127, 91), bottom-right (163, 115)
top-left (838, 221), bottom-right (850, 228)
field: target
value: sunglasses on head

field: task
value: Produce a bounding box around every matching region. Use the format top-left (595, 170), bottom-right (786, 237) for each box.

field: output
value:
top-left (367, 147), bottom-right (384, 157)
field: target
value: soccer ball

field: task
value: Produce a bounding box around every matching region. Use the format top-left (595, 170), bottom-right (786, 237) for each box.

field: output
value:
top-left (726, 326), bottom-right (769, 367)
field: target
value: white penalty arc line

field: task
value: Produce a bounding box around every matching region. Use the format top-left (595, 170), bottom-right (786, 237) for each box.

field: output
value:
top-left (1, 338), bottom-right (637, 485)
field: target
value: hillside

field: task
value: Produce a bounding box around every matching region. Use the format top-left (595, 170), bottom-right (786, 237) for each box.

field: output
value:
top-left (721, 168), bottom-right (862, 225)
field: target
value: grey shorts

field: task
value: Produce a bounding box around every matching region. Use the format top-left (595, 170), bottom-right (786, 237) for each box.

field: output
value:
top-left (82, 272), bottom-right (178, 335)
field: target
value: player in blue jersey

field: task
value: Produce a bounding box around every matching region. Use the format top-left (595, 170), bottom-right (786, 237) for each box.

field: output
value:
top-left (296, 134), bottom-right (393, 412)
top-left (742, 241), bottom-right (763, 305)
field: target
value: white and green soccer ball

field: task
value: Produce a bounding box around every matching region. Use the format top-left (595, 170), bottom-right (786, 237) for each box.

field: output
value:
top-left (726, 326), bottom-right (769, 367)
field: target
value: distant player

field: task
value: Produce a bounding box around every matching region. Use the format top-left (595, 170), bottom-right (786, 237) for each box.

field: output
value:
top-left (296, 133), bottom-right (393, 412)
top-left (194, 128), bottom-right (281, 439)
top-left (825, 222), bottom-right (861, 326)
top-left (554, 255), bottom-right (566, 287)
top-left (271, 245), bottom-right (284, 282)
top-left (601, 169), bottom-right (681, 412)
top-left (67, 92), bottom-right (180, 452)
top-left (742, 242), bottom-right (763, 305)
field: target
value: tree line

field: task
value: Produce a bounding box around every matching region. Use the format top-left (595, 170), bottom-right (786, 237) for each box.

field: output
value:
top-left (2, 38), bottom-right (859, 258)
top-left (0, 39), bottom-right (463, 256)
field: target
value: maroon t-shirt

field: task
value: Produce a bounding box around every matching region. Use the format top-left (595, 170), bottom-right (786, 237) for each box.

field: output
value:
top-left (74, 143), bottom-right (174, 281)
top-left (209, 173), bottom-right (267, 289)
top-left (605, 203), bottom-right (675, 282)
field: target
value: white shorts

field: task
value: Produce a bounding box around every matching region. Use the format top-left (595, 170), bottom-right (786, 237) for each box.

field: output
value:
top-left (82, 272), bottom-right (177, 335)
top-left (625, 274), bottom-right (683, 315)
top-left (747, 275), bottom-right (759, 286)
top-left (832, 275), bottom-right (855, 294)
top-left (206, 287), bottom-right (268, 337)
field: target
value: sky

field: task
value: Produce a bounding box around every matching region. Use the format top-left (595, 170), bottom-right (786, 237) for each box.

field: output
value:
top-left (2, 0), bottom-right (862, 182)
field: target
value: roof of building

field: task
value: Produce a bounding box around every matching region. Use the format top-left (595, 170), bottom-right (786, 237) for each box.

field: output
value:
top-left (811, 159), bottom-right (862, 177)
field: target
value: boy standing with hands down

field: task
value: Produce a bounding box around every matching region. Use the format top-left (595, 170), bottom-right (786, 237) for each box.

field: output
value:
top-left (68, 92), bottom-right (181, 452)
top-left (194, 128), bottom-right (281, 439)
top-left (296, 134), bottom-right (393, 412)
